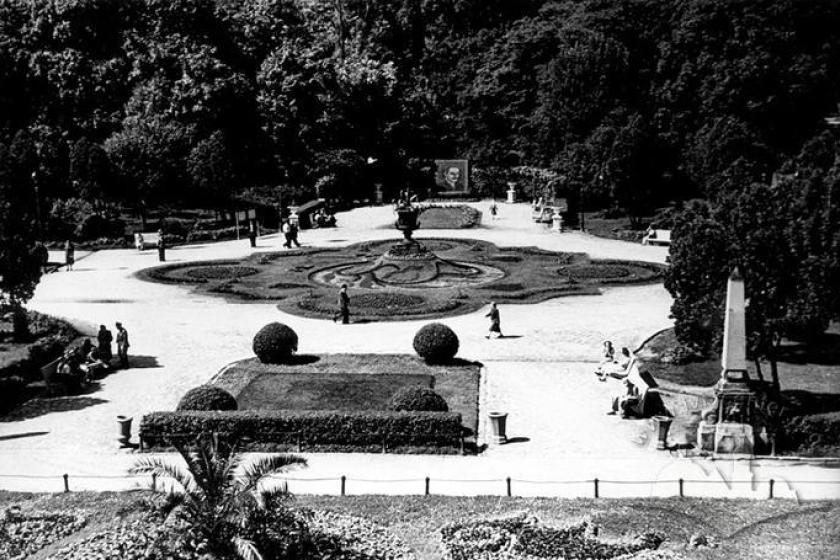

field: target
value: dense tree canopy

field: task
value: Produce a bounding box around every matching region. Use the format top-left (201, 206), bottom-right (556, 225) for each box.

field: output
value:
top-left (0, 0), bottom-right (839, 350)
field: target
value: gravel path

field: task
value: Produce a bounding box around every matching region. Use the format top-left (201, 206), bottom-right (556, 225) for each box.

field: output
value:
top-left (1, 202), bottom-right (837, 499)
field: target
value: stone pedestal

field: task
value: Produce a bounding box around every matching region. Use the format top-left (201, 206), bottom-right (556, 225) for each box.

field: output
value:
top-left (506, 188), bottom-right (516, 204)
top-left (551, 213), bottom-right (563, 232)
top-left (697, 421), bottom-right (716, 452)
top-left (714, 423), bottom-right (754, 455)
top-left (653, 415), bottom-right (672, 450)
top-left (375, 184), bottom-right (383, 205)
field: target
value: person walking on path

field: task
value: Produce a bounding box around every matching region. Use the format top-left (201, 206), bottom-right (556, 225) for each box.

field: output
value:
top-left (334, 284), bottom-right (350, 324)
top-left (64, 240), bottom-right (75, 271)
top-left (156, 229), bottom-right (166, 262)
top-left (97, 324), bottom-right (113, 362)
top-left (248, 220), bottom-right (257, 248)
top-left (115, 322), bottom-right (130, 368)
top-left (490, 200), bottom-right (498, 219)
top-left (485, 302), bottom-right (502, 338)
top-left (282, 219), bottom-right (295, 248)
top-left (288, 218), bottom-right (301, 248)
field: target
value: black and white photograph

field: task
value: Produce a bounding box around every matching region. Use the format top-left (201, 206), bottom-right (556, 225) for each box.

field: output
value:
top-left (0, 1), bottom-right (839, 559)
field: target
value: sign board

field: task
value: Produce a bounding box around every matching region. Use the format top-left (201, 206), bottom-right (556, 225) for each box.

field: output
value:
top-left (434, 159), bottom-right (470, 195)
top-left (236, 209), bottom-right (257, 221)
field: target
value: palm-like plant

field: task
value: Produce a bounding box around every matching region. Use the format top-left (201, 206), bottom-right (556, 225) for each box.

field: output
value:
top-left (130, 433), bottom-right (307, 560)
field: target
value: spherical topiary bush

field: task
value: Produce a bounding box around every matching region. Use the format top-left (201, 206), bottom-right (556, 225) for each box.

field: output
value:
top-left (253, 322), bottom-right (299, 364)
top-left (176, 385), bottom-right (237, 411)
top-left (389, 387), bottom-right (449, 412)
top-left (413, 323), bottom-right (459, 363)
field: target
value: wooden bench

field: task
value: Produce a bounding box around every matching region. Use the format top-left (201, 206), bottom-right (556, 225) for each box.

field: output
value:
top-left (134, 232), bottom-right (160, 250)
top-left (642, 228), bottom-right (671, 246)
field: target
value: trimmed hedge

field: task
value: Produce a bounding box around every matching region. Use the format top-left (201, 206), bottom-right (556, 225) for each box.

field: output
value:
top-left (413, 323), bottom-right (459, 364)
top-left (253, 322), bottom-right (299, 364)
top-left (390, 387), bottom-right (449, 412)
top-left (781, 411), bottom-right (840, 456)
top-left (139, 409), bottom-right (464, 452)
top-left (176, 385), bottom-right (237, 411)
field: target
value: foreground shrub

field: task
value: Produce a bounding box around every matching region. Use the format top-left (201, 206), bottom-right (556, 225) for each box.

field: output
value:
top-left (781, 411), bottom-right (840, 456)
top-left (390, 387), bottom-right (449, 412)
top-left (176, 385), bottom-right (237, 411)
top-left (253, 322), bottom-right (299, 363)
top-left (1, 510), bottom-right (86, 559)
top-left (0, 375), bottom-right (26, 413)
top-left (140, 409), bottom-right (464, 452)
top-left (413, 323), bottom-right (459, 363)
top-left (130, 435), bottom-right (309, 560)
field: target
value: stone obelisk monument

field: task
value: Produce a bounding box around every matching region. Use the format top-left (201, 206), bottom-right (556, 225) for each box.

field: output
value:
top-left (720, 267), bottom-right (749, 385)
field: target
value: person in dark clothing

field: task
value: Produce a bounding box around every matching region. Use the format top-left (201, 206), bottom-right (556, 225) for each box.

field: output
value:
top-left (248, 220), bottom-right (257, 247)
top-left (157, 229), bottom-right (166, 261)
top-left (116, 322), bottom-right (130, 368)
top-left (65, 240), bottom-right (75, 271)
top-left (485, 302), bottom-right (502, 338)
top-left (334, 284), bottom-right (350, 324)
top-left (97, 324), bottom-right (113, 361)
top-left (288, 220), bottom-right (301, 247)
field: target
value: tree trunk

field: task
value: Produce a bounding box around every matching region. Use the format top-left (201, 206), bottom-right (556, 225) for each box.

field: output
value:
top-left (753, 358), bottom-right (765, 382)
top-left (11, 301), bottom-right (30, 342)
top-left (768, 343), bottom-right (781, 394)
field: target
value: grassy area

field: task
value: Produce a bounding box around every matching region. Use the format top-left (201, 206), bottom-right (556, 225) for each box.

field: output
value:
top-left (237, 373), bottom-right (433, 411)
top-left (637, 326), bottom-right (840, 395)
top-left (0, 491), bottom-right (837, 560)
top-left (417, 205), bottom-right (482, 229)
top-left (215, 354), bottom-right (482, 437)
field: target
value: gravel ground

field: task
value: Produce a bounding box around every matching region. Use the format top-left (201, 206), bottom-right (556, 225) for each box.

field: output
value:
top-left (0, 202), bottom-right (837, 499)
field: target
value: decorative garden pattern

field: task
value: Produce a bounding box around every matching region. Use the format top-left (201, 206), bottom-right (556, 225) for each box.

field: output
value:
top-left (139, 239), bottom-right (664, 322)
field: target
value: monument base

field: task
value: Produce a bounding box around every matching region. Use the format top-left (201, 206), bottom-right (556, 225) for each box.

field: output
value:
top-left (697, 421), bottom-right (716, 452)
top-left (714, 423), bottom-right (754, 455)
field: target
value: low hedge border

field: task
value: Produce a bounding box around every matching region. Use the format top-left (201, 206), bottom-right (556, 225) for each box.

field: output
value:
top-left (140, 409), bottom-right (465, 454)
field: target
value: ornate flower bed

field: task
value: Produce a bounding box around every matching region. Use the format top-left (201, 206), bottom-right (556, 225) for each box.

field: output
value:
top-left (440, 513), bottom-right (665, 560)
top-left (1, 508), bottom-right (86, 559)
top-left (415, 205), bottom-right (482, 229)
top-left (139, 239), bottom-right (664, 322)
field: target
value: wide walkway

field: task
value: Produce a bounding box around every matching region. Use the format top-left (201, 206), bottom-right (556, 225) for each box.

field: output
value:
top-left (1, 202), bottom-right (838, 499)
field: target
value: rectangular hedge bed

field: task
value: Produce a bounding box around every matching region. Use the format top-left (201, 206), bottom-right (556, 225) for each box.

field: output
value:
top-left (139, 409), bottom-right (466, 454)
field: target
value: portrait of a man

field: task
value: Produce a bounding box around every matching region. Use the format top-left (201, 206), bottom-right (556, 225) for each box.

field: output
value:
top-left (435, 159), bottom-right (469, 194)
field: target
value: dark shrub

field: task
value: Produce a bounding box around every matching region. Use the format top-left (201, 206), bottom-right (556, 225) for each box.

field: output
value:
top-left (0, 376), bottom-right (26, 413)
top-left (140, 409), bottom-right (464, 452)
top-left (176, 385), bottom-right (238, 411)
top-left (781, 411), bottom-right (840, 456)
top-left (390, 387), bottom-right (449, 412)
top-left (76, 214), bottom-right (126, 239)
top-left (253, 322), bottom-right (299, 364)
top-left (413, 323), bottom-right (459, 363)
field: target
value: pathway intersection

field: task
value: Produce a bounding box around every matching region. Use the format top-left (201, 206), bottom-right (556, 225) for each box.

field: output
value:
top-left (1, 202), bottom-right (837, 499)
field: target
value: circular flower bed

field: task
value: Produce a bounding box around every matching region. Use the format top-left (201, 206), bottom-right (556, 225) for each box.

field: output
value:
top-left (186, 265), bottom-right (258, 280)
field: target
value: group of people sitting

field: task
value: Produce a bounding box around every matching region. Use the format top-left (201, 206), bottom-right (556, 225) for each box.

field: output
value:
top-left (313, 209), bottom-right (337, 228)
top-left (594, 340), bottom-right (659, 419)
top-left (53, 324), bottom-right (125, 389)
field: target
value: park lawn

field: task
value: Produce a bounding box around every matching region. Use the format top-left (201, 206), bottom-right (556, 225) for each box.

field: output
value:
top-left (0, 491), bottom-right (837, 560)
top-left (236, 373), bottom-right (434, 411)
top-left (215, 354), bottom-right (482, 437)
top-left (416, 205), bottom-right (482, 229)
top-left (637, 326), bottom-right (840, 395)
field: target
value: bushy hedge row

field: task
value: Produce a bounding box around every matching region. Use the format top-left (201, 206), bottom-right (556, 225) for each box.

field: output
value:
top-left (139, 410), bottom-right (464, 452)
top-left (781, 411), bottom-right (840, 456)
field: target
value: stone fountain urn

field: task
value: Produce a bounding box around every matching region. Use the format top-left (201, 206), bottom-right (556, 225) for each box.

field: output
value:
top-left (395, 204), bottom-right (420, 243)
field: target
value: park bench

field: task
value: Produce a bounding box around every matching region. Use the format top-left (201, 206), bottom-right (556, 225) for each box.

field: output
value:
top-left (620, 369), bottom-right (670, 418)
top-left (134, 231), bottom-right (160, 250)
top-left (642, 228), bottom-right (671, 246)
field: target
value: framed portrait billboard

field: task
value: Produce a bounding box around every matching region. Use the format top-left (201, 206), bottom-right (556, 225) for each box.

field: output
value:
top-left (434, 159), bottom-right (470, 195)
